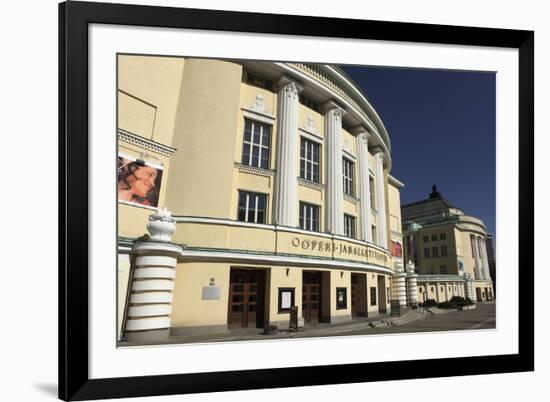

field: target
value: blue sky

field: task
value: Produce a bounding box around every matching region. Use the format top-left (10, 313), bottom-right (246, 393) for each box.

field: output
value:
top-left (340, 65), bottom-right (496, 235)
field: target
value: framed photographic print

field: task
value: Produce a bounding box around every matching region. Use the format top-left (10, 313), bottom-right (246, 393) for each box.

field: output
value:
top-left (59, 1), bottom-right (534, 400)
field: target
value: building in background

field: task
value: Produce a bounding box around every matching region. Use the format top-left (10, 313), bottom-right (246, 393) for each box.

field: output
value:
top-left (116, 56), bottom-right (409, 343)
top-left (402, 186), bottom-right (495, 304)
top-left (486, 234), bottom-right (496, 296)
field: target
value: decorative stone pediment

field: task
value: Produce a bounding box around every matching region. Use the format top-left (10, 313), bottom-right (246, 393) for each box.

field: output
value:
top-left (248, 94), bottom-right (267, 114)
top-left (300, 116), bottom-right (318, 136)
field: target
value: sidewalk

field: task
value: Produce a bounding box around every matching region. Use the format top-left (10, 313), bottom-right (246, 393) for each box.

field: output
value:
top-left (119, 307), bottom-right (427, 347)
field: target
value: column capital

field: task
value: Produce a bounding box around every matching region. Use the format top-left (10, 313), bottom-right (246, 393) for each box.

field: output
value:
top-left (277, 75), bottom-right (303, 96)
top-left (352, 125), bottom-right (372, 139)
top-left (322, 99), bottom-right (346, 116)
top-left (371, 146), bottom-right (385, 157)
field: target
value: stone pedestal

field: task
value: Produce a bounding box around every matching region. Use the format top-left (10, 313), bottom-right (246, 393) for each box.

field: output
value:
top-left (464, 272), bottom-right (476, 303)
top-left (392, 272), bottom-right (407, 307)
top-left (405, 261), bottom-right (418, 306)
top-left (124, 208), bottom-right (183, 343)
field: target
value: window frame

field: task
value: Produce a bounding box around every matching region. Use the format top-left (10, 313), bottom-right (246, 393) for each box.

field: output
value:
top-left (299, 201), bottom-right (320, 232)
top-left (424, 247), bottom-right (430, 258)
top-left (237, 190), bottom-right (268, 224)
top-left (241, 119), bottom-right (272, 170)
top-left (369, 175), bottom-right (376, 210)
top-left (342, 157), bottom-right (355, 196)
top-left (300, 136), bottom-right (321, 183)
top-left (344, 214), bottom-right (356, 239)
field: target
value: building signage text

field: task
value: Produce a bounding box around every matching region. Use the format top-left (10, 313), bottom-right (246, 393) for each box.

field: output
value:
top-left (290, 237), bottom-right (388, 264)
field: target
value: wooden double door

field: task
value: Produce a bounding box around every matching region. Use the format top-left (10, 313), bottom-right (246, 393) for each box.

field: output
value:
top-left (302, 271), bottom-right (322, 324)
top-left (351, 273), bottom-right (367, 318)
top-left (228, 269), bottom-right (265, 329)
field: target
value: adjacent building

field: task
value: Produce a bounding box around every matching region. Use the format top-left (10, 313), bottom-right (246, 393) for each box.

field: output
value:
top-left (402, 186), bottom-right (495, 305)
top-left (486, 234), bottom-right (496, 296)
top-left (117, 56), bottom-right (408, 342)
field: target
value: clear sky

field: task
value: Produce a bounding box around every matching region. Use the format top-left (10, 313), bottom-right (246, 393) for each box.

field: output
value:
top-left (340, 65), bottom-right (496, 235)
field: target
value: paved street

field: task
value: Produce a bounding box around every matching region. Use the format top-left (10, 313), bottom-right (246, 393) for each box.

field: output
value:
top-left (119, 303), bottom-right (496, 347)
top-left (331, 302), bottom-right (496, 337)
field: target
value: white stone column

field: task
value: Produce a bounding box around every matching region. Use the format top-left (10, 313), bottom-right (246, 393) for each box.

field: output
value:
top-left (472, 235), bottom-right (482, 280)
top-left (355, 126), bottom-right (373, 242)
top-left (392, 256), bottom-right (407, 308)
top-left (476, 237), bottom-right (486, 280)
top-left (274, 77), bottom-right (301, 227)
top-left (124, 208), bottom-right (183, 343)
top-left (324, 101), bottom-right (345, 235)
top-left (406, 261), bottom-right (418, 306)
top-left (464, 273), bottom-right (476, 303)
top-left (480, 237), bottom-right (491, 281)
top-left (373, 149), bottom-right (388, 249)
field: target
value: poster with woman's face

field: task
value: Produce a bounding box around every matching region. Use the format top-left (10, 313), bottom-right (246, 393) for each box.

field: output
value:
top-left (117, 154), bottom-right (163, 208)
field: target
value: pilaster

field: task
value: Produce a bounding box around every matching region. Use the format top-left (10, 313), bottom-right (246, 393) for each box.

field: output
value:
top-left (274, 76), bottom-right (302, 227)
top-left (324, 101), bottom-right (345, 235)
top-left (354, 126), bottom-right (373, 242)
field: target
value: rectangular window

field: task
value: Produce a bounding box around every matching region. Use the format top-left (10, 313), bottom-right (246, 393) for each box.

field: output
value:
top-left (299, 94), bottom-right (320, 112)
top-left (440, 232), bottom-right (446, 240)
top-left (299, 202), bottom-right (320, 232)
top-left (371, 225), bottom-right (377, 243)
top-left (423, 235), bottom-right (429, 243)
top-left (344, 214), bottom-right (356, 239)
top-left (432, 246), bottom-right (439, 257)
top-left (441, 245), bottom-right (448, 256)
top-left (370, 287), bottom-right (377, 306)
top-left (342, 157), bottom-right (354, 196)
top-left (237, 191), bottom-right (267, 224)
top-left (300, 137), bottom-right (320, 183)
top-left (369, 176), bottom-right (376, 209)
top-left (245, 71), bottom-right (273, 91)
top-left (440, 265), bottom-right (447, 274)
top-left (431, 234), bottom-right (437, 241)
top-left (241, 119), bottom-right (271, 169)
top-left (424, 247), bottom-right (430, 258)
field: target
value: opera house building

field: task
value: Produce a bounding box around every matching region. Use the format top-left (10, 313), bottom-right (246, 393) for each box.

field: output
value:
top-left (115, 55), bottom-right (487, 343)
top-left (401, 186), bottom-right (495, 305)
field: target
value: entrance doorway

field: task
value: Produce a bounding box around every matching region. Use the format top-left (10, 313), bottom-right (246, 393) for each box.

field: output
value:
top-left (302, 271), bottom-right (322, 324)
top-left (228, 268), bottom-right (265, 329)
top-left (351, 273), bottom-right (367, 318)
top-left (476, 287), bottom-right (483, 302)
top-left (377, 275), bottom-right (387, 313)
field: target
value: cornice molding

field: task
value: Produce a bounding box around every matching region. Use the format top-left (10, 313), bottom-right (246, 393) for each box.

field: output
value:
top-left (297, 177), bottom-right (326, 191)
top-left (241, 107), bottom-right (276, 125)
top-left (234, 162), bottom-right (276, 177)
top-left (117, 129), bottom-right (177, 157)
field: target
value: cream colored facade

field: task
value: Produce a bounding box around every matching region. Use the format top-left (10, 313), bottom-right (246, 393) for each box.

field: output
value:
top-left (402, 186), bottom-right (494, 305)
top-left (117, 56), bottom-right (407, 342)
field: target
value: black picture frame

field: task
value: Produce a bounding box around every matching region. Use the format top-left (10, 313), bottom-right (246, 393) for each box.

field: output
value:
top-left (59, 1), bottom-right (534, 400)
top-left (278, 287), bottom-right (296, 313)
top-left (336, 288), bottom-right (347, 310)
